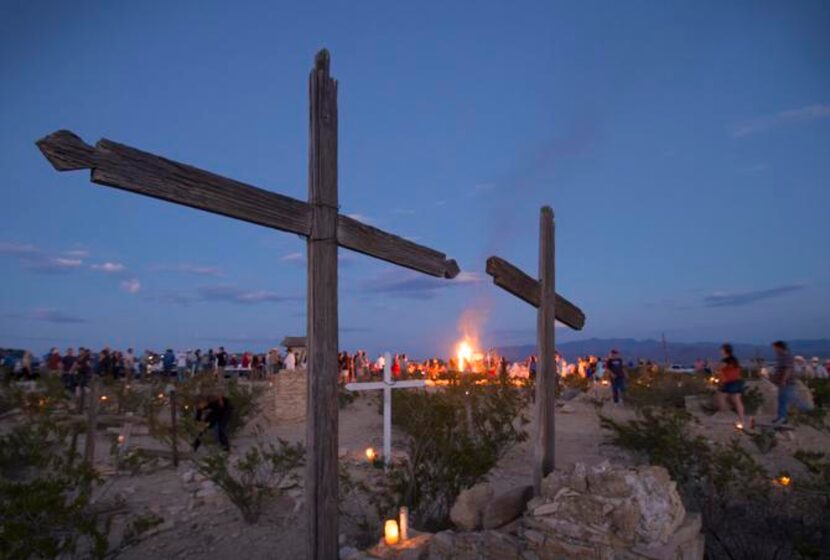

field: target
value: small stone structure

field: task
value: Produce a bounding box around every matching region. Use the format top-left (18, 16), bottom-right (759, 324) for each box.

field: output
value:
top-left (364, 462), bottom-right (704, 560)
top-left (524, 461), bottom-right (702, 560)
top-left (267, 368), bottom-right (307, 424)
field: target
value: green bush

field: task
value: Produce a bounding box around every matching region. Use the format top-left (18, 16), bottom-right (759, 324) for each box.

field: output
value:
top-left (193, 437), bottom-right (305, 523)
top-left (0, 421), bottom-right (107, 559)
top-left (602, 406), bottom-right (830, 559)
top-left (375, 373), bottom-right (528, 531)
top-left (625, 369), bottom-right (712, 409)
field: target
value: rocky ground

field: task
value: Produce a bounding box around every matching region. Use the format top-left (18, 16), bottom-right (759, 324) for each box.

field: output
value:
top-left (70, 382), bottom-right (830, 559)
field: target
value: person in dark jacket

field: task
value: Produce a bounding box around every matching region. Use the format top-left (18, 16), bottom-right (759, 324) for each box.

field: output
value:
top-left (193, 394), bottom-right (233, 451)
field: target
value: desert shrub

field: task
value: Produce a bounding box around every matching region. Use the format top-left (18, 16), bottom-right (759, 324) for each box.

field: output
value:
top-left (375, 374), bottom-right (528, 531)
top-left (560, 374), bottom-right (591, 393)
top-left (0, 420), bottom-right (108, 559)
top-left (339, 385), bottom-right (357, 409)
top-left (625, 369), bottom-right (712, 409)
top-left (742, 385), bottom-right (764, 416)
top-left (806, 379), bottom-right (830, 408)
top-left (600, 408), bottom-right (708, 491)
top-left (602, 406), bottom-right (830, 559)
top-left (193, 437), bottom-right (305, 523)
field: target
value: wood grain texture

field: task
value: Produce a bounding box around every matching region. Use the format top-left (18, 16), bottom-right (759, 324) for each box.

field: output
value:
top-left (36, 131), bottom-right (459, 279)
top-left (305, 48), bottom-right (340, 560)
top-left (534, 206), bottom-right (556, 495)
top-left (338, 215), bottom-right (459, 279)
top-left (37, 130), bottom-right (312, 236)
top-left (485, 256), bottom-right (586, 330)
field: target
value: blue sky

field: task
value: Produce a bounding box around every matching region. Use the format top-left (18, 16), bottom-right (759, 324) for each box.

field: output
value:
top-left (1, 0), bottom-right (828, 358)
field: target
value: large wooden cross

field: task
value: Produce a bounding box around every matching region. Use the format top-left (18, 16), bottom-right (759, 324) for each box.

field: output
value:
top-left (35, 50), bottom-right (459, 560)
top-left (485, 206), bottom-right (585, 495)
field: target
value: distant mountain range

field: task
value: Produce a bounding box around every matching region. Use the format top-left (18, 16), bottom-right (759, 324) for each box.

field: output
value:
top-left (497, 338), bottom-right (830, 364)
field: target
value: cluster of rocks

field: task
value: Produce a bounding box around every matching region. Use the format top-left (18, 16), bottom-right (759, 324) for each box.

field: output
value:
top-left (361, 462), bottom-right (703, 560)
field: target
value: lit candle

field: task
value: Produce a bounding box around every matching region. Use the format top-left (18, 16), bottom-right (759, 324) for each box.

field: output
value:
top-left (777, 475), bottom-right (791, 487)
top-left (365, 447), bottom-right (376, 462)
top-left (384, 519), bottom-right (399, 546)
top-left (100, 395), bottom-right (108, 401)
top-left (117, 434), bottom-right (125, 444)
top-left (399, 506), bottom-right (408, 542)
top-left (735, 422), bottom-right (744, 431)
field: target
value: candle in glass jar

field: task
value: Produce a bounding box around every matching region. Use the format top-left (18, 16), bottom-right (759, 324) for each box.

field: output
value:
top-left (384, 519), bottom-right (399, 545)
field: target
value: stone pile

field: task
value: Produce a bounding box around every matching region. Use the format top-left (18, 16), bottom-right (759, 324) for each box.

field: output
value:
top-left (523, 461), bottom-right (703, 559)
top-left (363, 462), bottom-right (704, 560)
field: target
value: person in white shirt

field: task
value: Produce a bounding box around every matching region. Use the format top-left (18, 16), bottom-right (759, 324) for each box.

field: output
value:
top-left (284, 351), bottom-right (296, 371)
top-left (176, 350), bottom-right (187, 382)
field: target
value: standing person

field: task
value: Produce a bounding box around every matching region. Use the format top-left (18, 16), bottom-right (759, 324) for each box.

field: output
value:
top-left (391, 354), bottom-right (401, 378)
top-left (163, 349), bottom-right (175, 378)
top-left (772, 341), bottom-right (796, 425)
top-left (215, 347), bottom-right (228, 379)
top-left (61, 347), bottom-right (77, 391)
top-left (606, 349), bottom-right (627, 405)
top-left (123, 348), bottom-right (135, 382)
top-left (192, 393), bottom-right (233, 452)
top-left (284, 349), bottom-right (296, 371)
top-left (176, 350), bottom-right (187, 383)
top-left (76, 348), bottom-right (92, 389)
top-left (715, 344), bottom-right (745, 426)
top-left (47, 348), bottom-right (62, 376)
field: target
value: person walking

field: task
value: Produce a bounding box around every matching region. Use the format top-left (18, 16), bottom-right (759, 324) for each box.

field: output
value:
top-left (772, 341), bottom-right (796, 425)
top-left (715, 344), bottom-right (745, 426)
top-left (606, 349), bottom-right (627, 405)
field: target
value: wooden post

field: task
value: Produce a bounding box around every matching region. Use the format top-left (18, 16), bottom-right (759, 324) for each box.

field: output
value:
top-left (84, 377), bottom-right (99, 465)
top-left (306, 49), bottom-right (339, 560)
top-left (534, 206), bottom-right (556, 495)
top-left (170, 389), bottom-right (179, 467)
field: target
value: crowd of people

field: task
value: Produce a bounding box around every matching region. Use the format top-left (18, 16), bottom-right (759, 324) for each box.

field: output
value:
top-left (3, 339), bottom-right (827, 430)
top-left (0, 346), bottom-right (307, 388)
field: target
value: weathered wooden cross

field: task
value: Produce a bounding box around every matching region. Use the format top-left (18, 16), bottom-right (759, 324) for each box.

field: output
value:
top-left (485, 206), bottom-right (586, 495)
top-left (35, 50), bottom-right (459, 560)
top-left (345, 352), bottom-right (426, 469)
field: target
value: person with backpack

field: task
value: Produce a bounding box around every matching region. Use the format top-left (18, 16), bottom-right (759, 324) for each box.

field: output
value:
top-left (715, 343), bottom-right (745, 426)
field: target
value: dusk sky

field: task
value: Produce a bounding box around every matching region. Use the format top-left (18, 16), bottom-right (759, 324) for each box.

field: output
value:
top-left (1, 1), bottom-right (828, 358)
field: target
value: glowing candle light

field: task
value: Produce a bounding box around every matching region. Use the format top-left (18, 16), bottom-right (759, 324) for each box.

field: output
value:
top-left (365, 447), bottom-right (377, 462)
top-left (777, 475), bottom-right (791, 487)
top-left (384, 519), bottom-right (399, 546)
top-left (100, 395), bottom-right (108, 401)
top-left (158, 393), bottom-right (165, 399)
top-left (735, 422), bottom-right (744, 431)
top-left (117, 434), bottom-right (125, 444)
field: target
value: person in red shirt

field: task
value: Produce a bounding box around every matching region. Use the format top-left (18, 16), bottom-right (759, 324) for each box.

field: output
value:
top-left (391, 355), bottom-right (401, 378)
top-left (715, 343), bottom-right (745, 426)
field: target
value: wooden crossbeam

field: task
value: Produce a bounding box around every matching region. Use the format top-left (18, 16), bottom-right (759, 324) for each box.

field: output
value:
top-left (36, 130), bottom-right (459, 280)
top-left (485, 256), bottom-right (585, 330)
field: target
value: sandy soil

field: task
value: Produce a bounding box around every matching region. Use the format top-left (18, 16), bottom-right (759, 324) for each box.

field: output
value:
top-left (67, 383), bottom-right (829, 559)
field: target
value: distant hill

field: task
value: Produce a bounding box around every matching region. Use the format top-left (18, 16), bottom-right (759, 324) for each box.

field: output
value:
top-left (497, 338), bottom-right (830, 364)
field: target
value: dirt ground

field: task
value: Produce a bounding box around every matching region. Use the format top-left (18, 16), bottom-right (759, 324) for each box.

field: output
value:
top-left (79, 383), bottom-right (829, 559)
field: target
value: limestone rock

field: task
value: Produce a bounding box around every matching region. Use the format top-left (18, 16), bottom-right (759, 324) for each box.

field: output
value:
top-left (481, 485), bottom-right (533, 529)
top-left (450, 482), bottom-right (493, 530)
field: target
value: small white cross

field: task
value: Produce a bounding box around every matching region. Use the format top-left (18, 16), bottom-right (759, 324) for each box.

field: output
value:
top-left (345, 352), bottom-right (426, 468)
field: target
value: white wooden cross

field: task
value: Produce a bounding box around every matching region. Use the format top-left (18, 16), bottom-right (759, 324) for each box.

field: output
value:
top-left (345, 352), bottom-right (425, 468)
